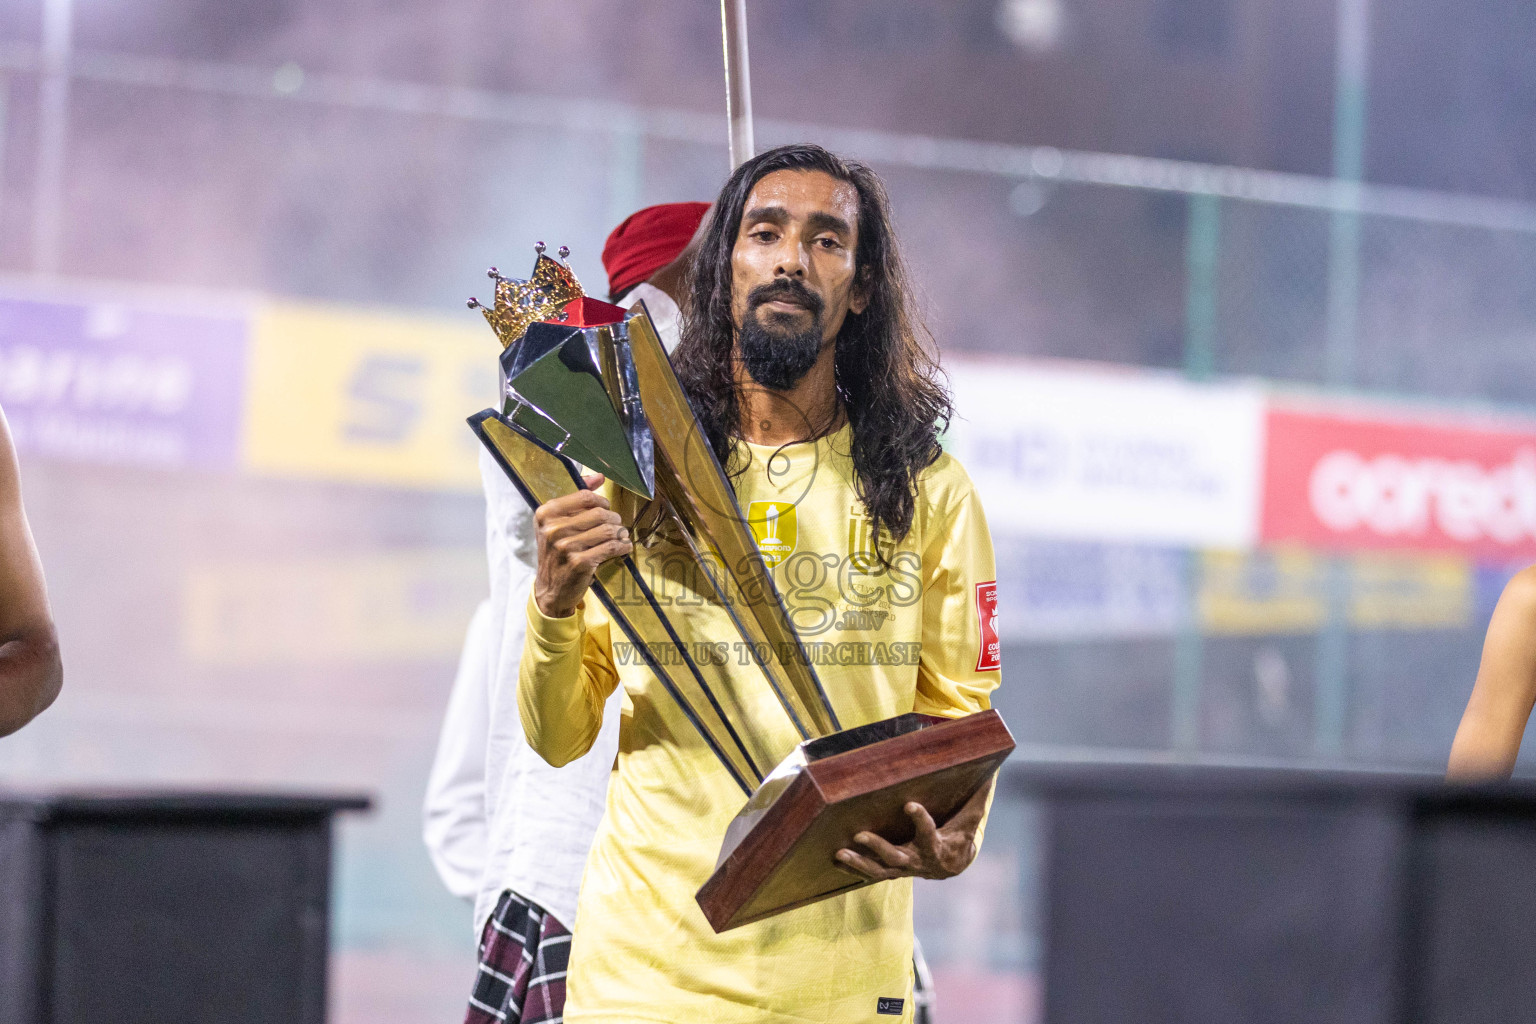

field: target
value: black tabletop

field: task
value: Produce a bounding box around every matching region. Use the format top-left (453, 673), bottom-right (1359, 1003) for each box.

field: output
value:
top-left (999, 756), bottom-right (1536, 808)
top-left (0, 788), bottom-right (372, 822)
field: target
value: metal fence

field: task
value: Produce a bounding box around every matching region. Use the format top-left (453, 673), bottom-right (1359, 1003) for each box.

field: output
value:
top-left (1, 39), bottom-right (1533, 392)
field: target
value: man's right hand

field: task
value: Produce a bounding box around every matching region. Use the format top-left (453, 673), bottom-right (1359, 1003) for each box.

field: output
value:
top-left (533, 474), bottom-right (632, 619)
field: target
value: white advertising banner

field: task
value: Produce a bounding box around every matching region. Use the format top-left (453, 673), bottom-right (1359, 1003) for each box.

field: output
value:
top-left (946, 360), bottom-right (1266, 549)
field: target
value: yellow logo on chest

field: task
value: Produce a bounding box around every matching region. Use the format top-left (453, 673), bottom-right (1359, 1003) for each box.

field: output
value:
top-left (748, 501), bottom-right (797, 567)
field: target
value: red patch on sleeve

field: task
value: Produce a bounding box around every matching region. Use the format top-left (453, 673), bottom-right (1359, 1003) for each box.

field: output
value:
top-left (975, 582), bottom-right (1000, 672)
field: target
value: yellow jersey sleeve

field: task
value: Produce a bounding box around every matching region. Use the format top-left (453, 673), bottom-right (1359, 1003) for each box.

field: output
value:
top-left (913, 461), bottom-right (1001, 720)
top-left (519, 595), bottom-right (621, 767)
top-left (912, 460), bottom-right (1002, 854)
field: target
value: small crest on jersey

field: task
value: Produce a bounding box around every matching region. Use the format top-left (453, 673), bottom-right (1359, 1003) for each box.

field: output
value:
top-left (847, 503), bottom-right (890, 574)
top-left (976, 581), bottom-right (1000, 672)
top-left (876, 996), bottom-right (905, 1015)
top-left (748, 500), bottom-right (797, 567)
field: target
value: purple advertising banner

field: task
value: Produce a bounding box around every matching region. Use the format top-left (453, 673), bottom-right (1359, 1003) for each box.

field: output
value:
top-left (0, 293), bottom-right (247, 469)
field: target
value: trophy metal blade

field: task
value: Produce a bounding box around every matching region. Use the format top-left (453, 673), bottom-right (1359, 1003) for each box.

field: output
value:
top-left (469, 409), bottom-right (767, 795)
top-left (621, 307), bottom-right (841, 739)
top-left (501, 322), bottom-right (655, 500)
top-left (470, 254), bottom-right (842, 815)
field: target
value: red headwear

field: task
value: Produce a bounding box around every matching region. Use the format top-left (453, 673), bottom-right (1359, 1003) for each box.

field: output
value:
top-left (602, 202), bottom-right (711, 299)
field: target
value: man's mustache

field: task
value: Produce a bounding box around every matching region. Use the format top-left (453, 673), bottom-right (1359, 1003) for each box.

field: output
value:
top-left (747, 279), bottom-right (824, 316)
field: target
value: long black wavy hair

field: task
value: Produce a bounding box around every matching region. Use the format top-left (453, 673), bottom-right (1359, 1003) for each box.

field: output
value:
top-left (673, 144), bottom-right (951, 551)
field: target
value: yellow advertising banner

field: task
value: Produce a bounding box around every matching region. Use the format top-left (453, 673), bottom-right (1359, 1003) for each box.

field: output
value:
top-left (1199, 548), bottom-right (1327, 635)
top-left (1349, 551), bottom-right (1471, 630)
top-left (183, 549), bottom-right (485, 666)
top-left (1199, 547), bottom-right (1472, 635)
top-left (244, 302), bottom-right (495, 490)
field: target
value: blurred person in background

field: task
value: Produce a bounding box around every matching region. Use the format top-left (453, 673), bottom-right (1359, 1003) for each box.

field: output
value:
top-left (1448, 565), bottom-right (1536, 779)
top-left (603, 200), bottom-right (712, 321)
top-left (518, 144), bottom-right (995, 1024)
top-left (0, 408), bottom-right (61, 736)
top-left (423, 598), bottom-right (493, 902)
top-left (422, 202), bottom-right (709, 1024)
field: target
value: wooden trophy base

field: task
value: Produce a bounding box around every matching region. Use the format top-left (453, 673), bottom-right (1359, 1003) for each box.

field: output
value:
top-left (695, 710), bottom-right (1015, 933)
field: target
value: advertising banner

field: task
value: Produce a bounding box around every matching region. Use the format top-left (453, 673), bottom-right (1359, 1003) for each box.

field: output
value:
top-left (183, 548), bottom-right (486, 666)
top-left (993, 534), bottom-right (1187, 640)
top-left (1198, 548), bottom-right (1327, 635)
top-left (947, 360), bottom-right (1266, 549)
top-left (0, 292), bottom-right (246, 469)
top-left (1261, 403), bottom-right (1536, 560)
top-left (244, 302), bottom-right (494, 491)
top-left (1198, 547), bottom-right (1470, 635)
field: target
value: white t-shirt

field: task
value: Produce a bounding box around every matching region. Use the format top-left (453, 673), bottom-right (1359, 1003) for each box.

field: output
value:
top-left (422, 598), bottom-right (492, 901)
top-left (423, 286), bottom-right (683, 933)
top-left (618, 282), bottom-right (681, 346)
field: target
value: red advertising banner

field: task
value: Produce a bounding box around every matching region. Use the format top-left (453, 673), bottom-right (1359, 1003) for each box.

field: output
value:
top-left (1261, 404), bottom-right (1536, 560)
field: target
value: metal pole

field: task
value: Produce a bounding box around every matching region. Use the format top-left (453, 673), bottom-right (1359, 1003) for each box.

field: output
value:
top-left (1314, 0), bottom-right (1370, 758)
top-left (1171, 194), bottom-right (1219, 753)
top-left (1172, 550), bottom-right (1205, 753)
top-left (720, 0), bottom-right (754, 169)
top-left (1323, 0), bottom-right (1370, 387)
top-left (1313, 555), bottom-right (1350, 756)
top-left (1183, 193), bottom-right (1221, 381)
top-left (33, 0), bottom-right (74, 274)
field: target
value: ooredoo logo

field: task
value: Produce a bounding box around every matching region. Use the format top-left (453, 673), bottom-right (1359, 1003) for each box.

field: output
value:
top-left (1308, 448), bottom-right (1536, 544)
top-left (1262, 406), bottom-right (1536, 558)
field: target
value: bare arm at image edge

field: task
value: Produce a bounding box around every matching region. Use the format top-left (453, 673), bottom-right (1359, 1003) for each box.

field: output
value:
top-left (0, 408), bottom-right (61, 736)
top-left (1448, 566), bottom-right (1536, 780)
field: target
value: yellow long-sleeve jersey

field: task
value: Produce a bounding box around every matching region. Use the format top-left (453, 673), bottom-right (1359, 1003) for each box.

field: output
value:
top-left (519, 424), bottom-right (1000, 1024)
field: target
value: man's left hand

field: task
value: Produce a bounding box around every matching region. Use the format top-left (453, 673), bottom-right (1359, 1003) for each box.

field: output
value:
top-left (834, 777), bottom-right (992, 882)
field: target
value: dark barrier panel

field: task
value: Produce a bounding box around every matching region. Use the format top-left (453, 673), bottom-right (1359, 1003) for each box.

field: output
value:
top-left (1005, 765), bottom-right (1536, 1024)
top-left (0, 791), bottom-right (369, 1024)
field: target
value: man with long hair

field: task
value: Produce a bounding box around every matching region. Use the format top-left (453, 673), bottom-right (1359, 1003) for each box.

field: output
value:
top-left (519, 144), bottom-right (999, 1022)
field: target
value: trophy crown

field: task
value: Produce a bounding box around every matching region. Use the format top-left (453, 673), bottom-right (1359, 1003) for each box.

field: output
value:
top-left (469, 245), bottom-right (584, 349)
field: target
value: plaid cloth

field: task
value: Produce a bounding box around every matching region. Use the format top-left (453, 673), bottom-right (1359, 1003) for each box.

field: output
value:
top-left (464, 890), bottom-right (571, 1024)
top-left (464, 890), bottom-right (933, 1023)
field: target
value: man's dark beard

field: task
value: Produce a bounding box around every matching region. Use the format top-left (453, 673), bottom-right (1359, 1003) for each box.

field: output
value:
top-left (739, 279), bottom-right (826, 391)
